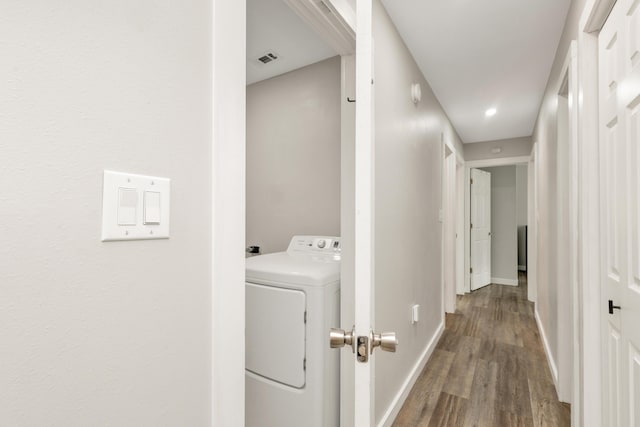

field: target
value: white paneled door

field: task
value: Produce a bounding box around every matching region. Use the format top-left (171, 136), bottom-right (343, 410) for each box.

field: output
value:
top-left (470, 168), bottom-right (491, 291)
top-left (599, 1), bottom-right (640, 425)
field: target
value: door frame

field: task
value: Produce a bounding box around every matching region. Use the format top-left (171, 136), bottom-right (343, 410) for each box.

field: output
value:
top-left (463, 156), bottom-right (530, 294)
top-left (212, 0), bottom-right (246, 425)
top-left (527, 143), bottom-right (538, 303)
top-left (456, 157), bottom-right (466, 296)
top-left (211, 0), bottom-right (357, 425)
top-left (442, 137), bottom-right (463, 313)
top-left (554, 41), bottom-right (579, 405)
top-left (571, 0), bottom-right (617, 425)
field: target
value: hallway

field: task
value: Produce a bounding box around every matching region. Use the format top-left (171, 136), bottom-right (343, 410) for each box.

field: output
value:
top-left (393, 274), bottom-right (570, 426)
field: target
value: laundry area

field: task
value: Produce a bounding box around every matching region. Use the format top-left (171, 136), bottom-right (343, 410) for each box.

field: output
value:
top-left (244, 0), bottom-right (343, 425)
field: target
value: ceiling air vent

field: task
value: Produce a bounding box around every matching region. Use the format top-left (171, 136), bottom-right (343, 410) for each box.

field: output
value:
top-left (257, 52), bottom-right (279, 65)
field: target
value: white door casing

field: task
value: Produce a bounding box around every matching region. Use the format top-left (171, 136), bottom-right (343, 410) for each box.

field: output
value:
top-left (470, 168), bottom-right (491, 291)
top-left (212, 0), bottom-right (246, 425)
top-left (456, 159), bottom-right (465, 296)
top-left (528, 143), bottom-right (537, 303)
top-left (443, 146), bottom-right (457, 313)
top-left (599, 1), bottom-right (640, 424)
top-left (555, 42), bottom-right (579, 405)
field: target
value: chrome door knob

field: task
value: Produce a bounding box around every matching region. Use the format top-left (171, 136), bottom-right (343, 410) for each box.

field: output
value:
top-left (371, 331), bottom-right (398, 353)
top-left (330, 327), bottom-right (355, 352)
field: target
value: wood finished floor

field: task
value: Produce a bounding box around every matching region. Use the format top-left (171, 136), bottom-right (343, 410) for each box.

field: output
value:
top-left (393, 273), bottom-right (570, 427)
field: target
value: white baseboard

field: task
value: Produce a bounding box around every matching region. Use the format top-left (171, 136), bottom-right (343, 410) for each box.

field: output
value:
top-left (535, 308), bottom-right (559, 389)
top-left (491, 277), bottom-right (518, 286)
top-left (377, 321), bottom-right (445, 427)
top-left (518, 265), bottom-right (527, 271)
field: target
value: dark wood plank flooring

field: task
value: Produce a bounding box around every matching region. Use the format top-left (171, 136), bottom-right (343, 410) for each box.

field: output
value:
top-left (393, 273), bottom-right (570, 427)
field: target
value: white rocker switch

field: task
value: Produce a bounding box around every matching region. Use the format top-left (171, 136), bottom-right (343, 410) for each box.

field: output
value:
top-left (143, 191), bottom-right (161, 225)
top-left (117, 188), bottom-right (138, 225)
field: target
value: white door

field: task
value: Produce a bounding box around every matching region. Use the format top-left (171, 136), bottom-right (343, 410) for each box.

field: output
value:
top-left (331, 2), bottom-right (396, 426)
top-left (599, 1), bottom-right (640, 425)
top-left (353, 0), bottom-right (375, 423)
top-left (470, 168), bottom-right (491, 290)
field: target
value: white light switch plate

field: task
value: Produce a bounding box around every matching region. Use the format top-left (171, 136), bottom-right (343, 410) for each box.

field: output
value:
top-left (101, 170), bottom-right (170, 241)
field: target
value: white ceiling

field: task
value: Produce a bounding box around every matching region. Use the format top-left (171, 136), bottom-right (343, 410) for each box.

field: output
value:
top-left (247, 0), bottom-right (570, 143)
top-left (246, 0), bottom-right (336, 85)
top-left (381, 0), bottom-right (571, 143)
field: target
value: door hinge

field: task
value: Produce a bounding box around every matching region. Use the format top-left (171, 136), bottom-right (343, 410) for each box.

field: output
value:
top-left (304, 311), bottom-right (307, 324)
top-left (470, 267), bottom-right (473, 273)
top-left (303, 358), bottom-right (306, 371)
top-left (471, 178), bottom-right (473, 184)
top-left (470, 223), bottom-right (473, 229)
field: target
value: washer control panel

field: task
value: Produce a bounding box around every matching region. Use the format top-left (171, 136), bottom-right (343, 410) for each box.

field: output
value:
top-left (287, 235), bottom-right (341, 255)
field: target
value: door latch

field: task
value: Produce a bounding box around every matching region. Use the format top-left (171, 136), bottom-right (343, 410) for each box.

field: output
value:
top-left (608, 299), bottom-right (621, 314)
top-left (330, 328), bottom-right (398, 364)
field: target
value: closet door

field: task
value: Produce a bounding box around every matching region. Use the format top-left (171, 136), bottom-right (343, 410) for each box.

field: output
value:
top-left (598, 1), bottom-right (640, 424)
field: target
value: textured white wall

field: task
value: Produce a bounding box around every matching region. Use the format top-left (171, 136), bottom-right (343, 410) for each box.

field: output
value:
top-left (0, 1), bottom-right (212, 425)
top-left (480, 166), bottom-right (518, 283)
top-left (246, 57), bottom-right (341, 254)
top-left (372, 1), bottom-right (464, 422)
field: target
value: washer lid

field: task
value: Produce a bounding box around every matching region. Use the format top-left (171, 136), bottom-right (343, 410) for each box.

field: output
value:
top-left (246, 252), bottom-right (340, 286)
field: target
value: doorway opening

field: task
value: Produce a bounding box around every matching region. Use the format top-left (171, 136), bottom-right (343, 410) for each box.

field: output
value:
top-left (244, 1), bottom-right (356, 426)
top-left (464, 157), bottom-right (531, 295)
top-left (443, 143), bottom-right (463, 313)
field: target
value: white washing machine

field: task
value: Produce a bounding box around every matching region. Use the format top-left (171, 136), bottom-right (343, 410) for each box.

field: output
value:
top-left (245, 235), bottom-right (341, 427)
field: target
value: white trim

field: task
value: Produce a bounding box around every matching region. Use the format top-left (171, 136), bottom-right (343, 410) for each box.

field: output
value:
top-left (584, 0), bottom-right (616, 32)
top-left (284, 0), bottom-right (355, 55)
top-left (464, 167), bottom-right (471, 293)
top-left (353, 1), bottom-right (375, 424)
top-left (577, 0), bottom-right (605, 424)
top-left (456, 158), bottom-right (465, 296)
top-left (491, 277), bottom-right (518, 286)
top-left (377, 322), bottom-right (445, 427)
top-left (554, 41), bottom-right (578, 405)
top-left (212, 0), bottom-right (246, 425)
top-left (527, 143), bottom-right (537, 303)
top-left (465, 155), bottom-right (530, 168)
top-left (443, 143), bottom-right (457, 313)
top-left (464, 155), bottom-right (530, 293)
top-left (518, 265), bottom-right (527, 271)
top-left (536, 308), bottom-right (559, 388)
top-left (324, 0), bottom-right (356, 33)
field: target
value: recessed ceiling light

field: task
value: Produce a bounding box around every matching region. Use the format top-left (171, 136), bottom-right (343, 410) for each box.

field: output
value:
top-left (485, 108), bottom-right (497, 117)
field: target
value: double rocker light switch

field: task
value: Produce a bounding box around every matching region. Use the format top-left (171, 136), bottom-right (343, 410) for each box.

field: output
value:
top-left (102, 171), bottom-right (170, 241)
